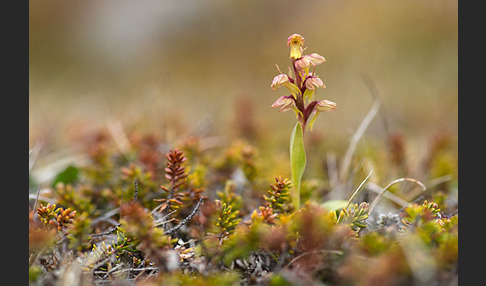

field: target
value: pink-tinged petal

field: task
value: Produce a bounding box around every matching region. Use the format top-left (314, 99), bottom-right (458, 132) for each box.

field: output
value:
top-left (287, 33), bottom-right (305, 47)
top-left (295, 54), bottom-right (326, 74)
top-left (315, 99), bottom-right (337, 112)
top-left (305, 77), bottom-right (325, 90)
top-left (271, 95), bottom-right (295, 112)
top-left (271, 74), bottom-right (289, 90)
top-left (306, 53), bottom-right (326, 66)
top-left (294, 57), bottom-right (311, 73)
top-left (272, 74), bottom-right (302, 98)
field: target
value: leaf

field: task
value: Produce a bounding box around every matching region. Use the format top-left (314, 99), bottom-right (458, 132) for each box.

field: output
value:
top-left (321, 199), bottom-right (348, 211)
top-left (52, 165), bottom-right (79, 187)
top-left (290, 121), bottom-right (306, 209)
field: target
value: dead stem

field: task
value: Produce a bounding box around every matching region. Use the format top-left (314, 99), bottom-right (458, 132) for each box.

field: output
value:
top-left (345, 169), bottom-right (373, 210)
top-left (165, 197), bottom-right (204, 235)
top-left (369, 178), bottom-right (426, 215)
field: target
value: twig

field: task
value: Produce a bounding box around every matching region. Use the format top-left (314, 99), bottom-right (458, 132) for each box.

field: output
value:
top-left (28, 194), bottom-right (56, 205)
top-left (133, 178), bottom-right (138, 202)
top-left (91, 257), bottom-right (113, 274)
top-left (97, 266), bottom-right (159, 277)
top-left (285, 249), bottom-right (343, 269)
top-left (165, 197), bottom-right (204, 236)
top-left (90, 208), bottom-right (120, 227)
top-left (90, 224), bottom-right (121, 238)
top-left (369, 178), bottom-right (426, 215)
top-left (273, 244), bottom-right (289, 273)
top-left (153, 210), bottom-right (178, 227)
top-left (445, 209), bottom-right (458, 218)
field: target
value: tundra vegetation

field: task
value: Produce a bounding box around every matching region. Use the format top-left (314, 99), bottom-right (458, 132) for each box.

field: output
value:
top-left (29, 34), bottom-right (458, 286)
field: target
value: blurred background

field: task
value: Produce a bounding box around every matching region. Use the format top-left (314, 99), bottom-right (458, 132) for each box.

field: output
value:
top-left (29, 0), bottom-right (457, 187)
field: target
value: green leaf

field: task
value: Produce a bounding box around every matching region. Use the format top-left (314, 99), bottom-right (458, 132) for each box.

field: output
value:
top-left (321, 199), bottom-right (348, 211)
top-left (290, 121), bottom-right (306, 209)
top-left (52, 165), bottom-right (79, 187)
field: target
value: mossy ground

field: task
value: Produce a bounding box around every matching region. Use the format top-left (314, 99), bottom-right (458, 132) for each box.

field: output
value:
top-left (29, 124), bottom-right (457, 285)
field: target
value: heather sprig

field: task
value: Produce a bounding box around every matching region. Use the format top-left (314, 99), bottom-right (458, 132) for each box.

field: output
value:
top-left (37, 203), bottom-right (77, 231)
top-left (212, 181), bottom-right (242, 243)
top-left (335, 202), bottom-right (370, 233)
top-left (36, 203), bottom-right (58, 225)
top-left (263, 176), bottom-right (292, 214)
top-left (154, 149), bottom-right (189, 214)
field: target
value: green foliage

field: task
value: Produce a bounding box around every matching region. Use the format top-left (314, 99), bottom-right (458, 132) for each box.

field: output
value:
top-left (29, 265), bottom-right (42, 283)
top-left (37, 203), bottom-right (76, 231)
top-left (290, 121), bottom-right (306, 210)
top-left (67, 211), bottom-right (93, 251)
top-left (217, 180), bottom-right (242, 212)
top-left (335, 202), bottom-right (370, 232)
top-left (53, 183), bottom-right (96, 216)
top-left (214, 139), bottom-right (259, 183)
top-left (212, 183), bottom-right (242, 242)
top-left (29, 129), bottom-right (458, 285)
top-left (321, 199), bottom-right (348, 212)
top-left (51, 165), bottom-right (79, 188)
top-left (269, 274), bottom-right (294, 286)
top-left (264, 176), bottom-right (292, 214)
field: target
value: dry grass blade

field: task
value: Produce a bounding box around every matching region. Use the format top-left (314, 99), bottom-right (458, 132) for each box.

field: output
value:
top-left (366, 181), bottom-right (409, 208)
top-left (326, 152), bottom-right (339, 190)
top-left (32, 184), bottom-right (41, 214)
top-left (345, 169), bottom-right (373, 210)
top-left (369, 178), bottom-right (426, 215)
top-left (29, 140), bottom-right (44, 173)
top-left (339, 86), bottom-right (381, 182)
top-left (107, 119), bottom-right (131, 155)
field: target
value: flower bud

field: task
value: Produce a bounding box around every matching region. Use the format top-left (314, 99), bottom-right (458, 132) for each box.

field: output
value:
top-left (271, 74), bottom-right (290, 91)
top-left (295, 53), bottom-right (326, 74)
top-left (294, 57), bottom-right (311, 74)
top-left (306, 53), bottom-right (326, 65)
top-left (315, 99), bottom-right (337, 112)
top-left (271, 74), bottom-right (302, 98)
top-left (305, 76), bottom-right (325, 90)
top-left (271, 95), bottom-right (295, 112)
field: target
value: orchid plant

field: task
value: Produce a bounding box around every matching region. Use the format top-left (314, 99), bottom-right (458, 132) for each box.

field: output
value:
top-left (271, 33), bottom-right (337, 209)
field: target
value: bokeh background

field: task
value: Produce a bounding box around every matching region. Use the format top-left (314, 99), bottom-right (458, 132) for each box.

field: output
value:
top-left (29, 0), bottom-right (457, 186)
